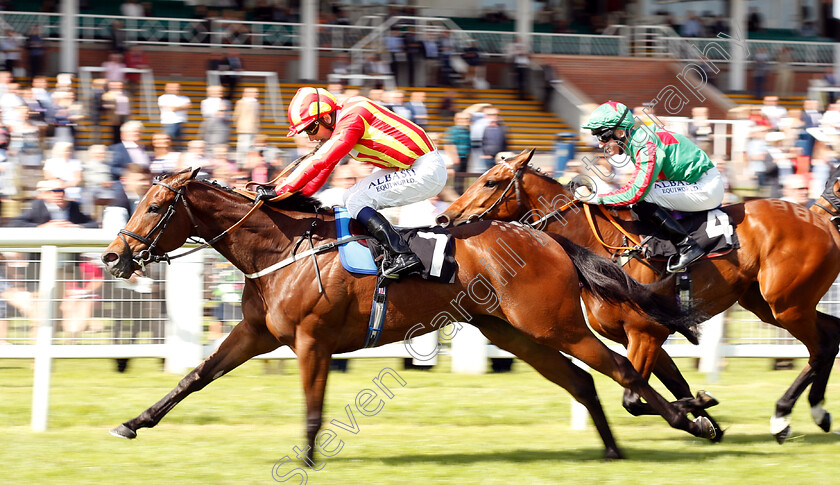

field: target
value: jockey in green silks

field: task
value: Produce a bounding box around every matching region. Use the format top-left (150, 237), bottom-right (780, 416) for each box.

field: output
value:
top-left (582, 101), bottom-right (725, 273)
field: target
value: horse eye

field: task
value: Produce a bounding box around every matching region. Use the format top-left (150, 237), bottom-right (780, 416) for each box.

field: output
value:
top-left (148, 204), bottom-right (161, 213)
top-left (484, 179), bottom-right (498, 188)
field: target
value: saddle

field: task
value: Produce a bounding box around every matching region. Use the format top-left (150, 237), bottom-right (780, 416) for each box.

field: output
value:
top-left (334, 207), bottom-right (458, 283)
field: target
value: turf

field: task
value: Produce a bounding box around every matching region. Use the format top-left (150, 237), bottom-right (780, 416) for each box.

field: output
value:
top-left (1, 356), bottom-right (838, 484)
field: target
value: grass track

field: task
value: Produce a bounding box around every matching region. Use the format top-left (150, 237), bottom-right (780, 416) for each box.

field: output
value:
top-left (1, 356), bottom-right (839, 484)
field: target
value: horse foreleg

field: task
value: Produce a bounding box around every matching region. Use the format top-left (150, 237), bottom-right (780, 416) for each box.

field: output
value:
top-left (110, 319), bottom-right (280, 439)
top-left (621, 329), bottom-right (665, 417)
top-left (294, 337), bottom-right (333, 468)
top-left (474, 316), bottom-right (623, 460)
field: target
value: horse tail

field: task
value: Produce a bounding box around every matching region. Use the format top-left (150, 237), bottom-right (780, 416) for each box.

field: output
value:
top-left (551, 234), bottom-right (704, 345)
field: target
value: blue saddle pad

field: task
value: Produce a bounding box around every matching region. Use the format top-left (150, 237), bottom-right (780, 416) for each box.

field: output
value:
top-left (334, 207), bottom-right (377, 275)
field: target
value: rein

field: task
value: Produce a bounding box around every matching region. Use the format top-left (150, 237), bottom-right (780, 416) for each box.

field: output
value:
top-left (814, 179), bottom-right (840, 229)
top-left (119, 180), bottom-right (265, 269)
top-left (466, 166), bottom-right (525, 223)
top-left (583, 205), bottom-right (643, 252)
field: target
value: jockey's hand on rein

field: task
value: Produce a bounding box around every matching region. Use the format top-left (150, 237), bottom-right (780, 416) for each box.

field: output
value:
top-left (254, 185), bottom-right (278, 204)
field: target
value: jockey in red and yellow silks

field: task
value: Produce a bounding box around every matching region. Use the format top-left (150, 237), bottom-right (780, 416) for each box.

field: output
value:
top-left (255, 87), bottom-right (447, 279)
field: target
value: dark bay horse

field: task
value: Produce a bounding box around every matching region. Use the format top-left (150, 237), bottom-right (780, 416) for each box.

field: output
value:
top-left (439, 150), bottom-right (840, 443)
top-left (101, 169), bottom-right (716, 462)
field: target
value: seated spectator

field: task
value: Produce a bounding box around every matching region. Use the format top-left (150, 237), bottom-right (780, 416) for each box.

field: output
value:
top-left (109, 120), bottom-right (150, 181)
top-left (102, 163), bottom-right (152, 232)
top-left (43, 141), bottom-right (82, 201)
top-left (83, 144), bottom-right (114, 212)
top-left (178, 139), bottom-right (210, 174)
top-left (208, 144), bottom-right (237, 176)
top-left (13, 178), bottom-right (98, 228)
top-left (148, 132), bottom-right (180, 176)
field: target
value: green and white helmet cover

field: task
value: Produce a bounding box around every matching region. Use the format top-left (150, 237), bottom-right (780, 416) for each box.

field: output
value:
top-left (582, 101), bottom-right (634, 131)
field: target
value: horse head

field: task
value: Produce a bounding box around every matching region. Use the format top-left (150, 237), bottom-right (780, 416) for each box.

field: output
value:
top-left (102, 168), bottom-right (201, 278)
top-left (438, 148), bottom-right (579, 228)
top-left (437, 149), bottom-right (534, 227)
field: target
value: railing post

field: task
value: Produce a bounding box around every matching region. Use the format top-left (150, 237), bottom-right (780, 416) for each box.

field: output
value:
top-left (164, 251), bottom-right (204, 374)
top-left (31, 245), bottom-right (58, 432)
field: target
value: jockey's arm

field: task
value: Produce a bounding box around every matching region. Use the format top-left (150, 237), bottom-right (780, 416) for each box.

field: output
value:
top-left (598, 142), bottom-right (664, 206)
top-left (277, 121), bottom-right (364, 196)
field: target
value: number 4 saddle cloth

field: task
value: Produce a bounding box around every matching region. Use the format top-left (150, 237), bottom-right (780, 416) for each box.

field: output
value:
top-left (334, 207), bottom-right (459, 283)
top-left (636, 207), bottom-right (741, 262)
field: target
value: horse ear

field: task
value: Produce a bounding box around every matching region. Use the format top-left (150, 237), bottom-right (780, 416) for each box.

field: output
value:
top-left (190, 167), bottom-right (201, 180)
top-left (512, 148), bottom-right (535, 170)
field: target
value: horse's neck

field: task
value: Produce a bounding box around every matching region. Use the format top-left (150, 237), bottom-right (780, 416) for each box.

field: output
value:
top-left (187, 188), bottom-right (334, 273)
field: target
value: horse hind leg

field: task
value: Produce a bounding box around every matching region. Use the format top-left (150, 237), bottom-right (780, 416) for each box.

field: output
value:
top-left (110, 319), bottom-right (280, 439)
top-left (807, 311), bottom-right (840, 433)
top-left (473, 315), bottom-right (623, 460)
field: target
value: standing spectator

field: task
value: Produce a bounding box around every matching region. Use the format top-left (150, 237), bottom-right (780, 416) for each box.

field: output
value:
top-left (774, 46), bottom-right (794, 97)
top-left (442, 112), bottom-right (471, 193)
top-left (89, 78), bottom-right (107, 145)
top-left (507, 36), bottom-right (530, 100)
top-left (221, 48), bottom-right (243, 100)
top-left (0, 83), bottom-right (23, 127)
top-left (108, 120), bottom-right (150, 180)
top-left (101, 53), bottom-right (125, 83)
top-left (747, 8), bottom-right (763, 33)
top-left (0, 30), bottom-right (21, 76)
top-left (760, 95), bottom-right (788, 130)
top-left (102, 163), bottom-right (152, 231)
top-left (688, 106), bottom-right (713, 154)
top-left (25, 26), bottom-right (45, 79)
top-left (157, 82), bottom-right (190, 149)
top-left (123, 45), bottom-right (149, 95)
top-left (43, 141), bottom-right (82, 201)
top-left (49, 90), bottom-right (84, 147)
top-left (30, 75), bottom-right (52, 119)
top-left (7, 104), bottom-right (43, 197)
top-left (404, 29), bottom-right (423, 87)
top-left (12, 178), bottom-right (98, 228)
top-left (421, 32), bottom-right (439, 87)
top-left (233, 87), bottom-right (260, 163)
top-left (108, 20), bottom-right (127, 54)
top-left (462, 39), bottom-right (484, 88)
top-left (680, 11), bottom-right (704, 37)
top-left (384, 27), bottom-right (405, 86)
top-left (753, 47), bottom-right (771, 100)
top-left (148, 132), bottom-right (179, 176)
top-left (541, 60), bottom-right (556, 110)
top-left (801, 99), bottom-right (822, 157)
top-left (101, 80), bottom-right (130, 144)
top-left (201, 85), bottom-right (231, 148)
top-left (83, 144), bottom-right (114, 209)
top-left (481, 109), bottom-right (508, 167)
top-left (438, 30), bottom-right (456, 86)
top-left (407, 91), bottom-right (429, 128)
top-left (467, 103), bottom-right (492, 172)
top-left (120, 0), bottom-right (144, 17)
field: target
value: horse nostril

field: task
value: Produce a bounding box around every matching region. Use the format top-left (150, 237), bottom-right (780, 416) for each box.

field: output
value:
top-left (435, 214), bottom-right (451, 227)
top-left (102, 252), bottom-right (119, 264)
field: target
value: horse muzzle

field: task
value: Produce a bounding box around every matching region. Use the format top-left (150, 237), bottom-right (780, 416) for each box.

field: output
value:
top-left (101, 247), bottom-right (138, 279)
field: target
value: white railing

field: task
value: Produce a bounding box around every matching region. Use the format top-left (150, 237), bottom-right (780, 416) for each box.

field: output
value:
top-left (659, 35), bottom-right (836, 66)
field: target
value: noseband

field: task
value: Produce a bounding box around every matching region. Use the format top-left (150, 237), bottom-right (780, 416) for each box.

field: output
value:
top-left (118, 180), bottom-right (201, 268)
top-left (466, 166), bottom-right (526, 224)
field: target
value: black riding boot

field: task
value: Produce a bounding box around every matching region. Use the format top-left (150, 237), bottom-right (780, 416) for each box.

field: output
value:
top-left (363, 210), bottom-right (421, 279)
top-left (639, 203), bottom-right (705, 273)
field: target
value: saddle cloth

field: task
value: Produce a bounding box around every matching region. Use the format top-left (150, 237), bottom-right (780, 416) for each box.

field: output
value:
top-left (636, 207), bottom-right (740, 260)
top-left (334, 207), bottom-right (458, 283)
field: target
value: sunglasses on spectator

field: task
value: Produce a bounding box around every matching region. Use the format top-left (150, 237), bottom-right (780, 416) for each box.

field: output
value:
top-left (50, 188), bottom-right (65, 193)
top-left (304, 120), bottom-right (320, 136)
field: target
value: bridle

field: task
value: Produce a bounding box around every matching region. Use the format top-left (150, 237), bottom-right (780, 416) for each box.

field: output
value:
top-left (118, 179), bottom-right (264, 270)
top-left (464, 165), bottom-right (579, 226)
top-left (813, 177), bottom-right (840, 228)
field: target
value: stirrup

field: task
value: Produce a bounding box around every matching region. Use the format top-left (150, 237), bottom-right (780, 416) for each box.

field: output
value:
top-left (380, 253), bottom-right (421, 279)
top-left (666, 247), bottom-right (704, 273)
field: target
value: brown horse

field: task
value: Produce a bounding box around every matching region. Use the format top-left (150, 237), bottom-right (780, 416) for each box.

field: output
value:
top-left (439, 149), bottom-right (840, 443)
top-left (101, 169), bottom-right (716, 462)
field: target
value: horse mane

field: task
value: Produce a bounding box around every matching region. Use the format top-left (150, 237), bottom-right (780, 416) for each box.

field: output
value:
top-left (156, 170), bottom-right (325, 214)
top-left (524, 164), bottom-right (633, 212)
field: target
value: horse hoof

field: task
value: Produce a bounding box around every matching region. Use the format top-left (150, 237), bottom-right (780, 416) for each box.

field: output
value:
top-left (693, 416), bottom-right (717, 440)
top-left (818, 412), bottom-right (832, 433)
top-left (774, 425), bottom-right (792, 444)
top-left (709, 421), bottom-right (725, 443)
top-left (109, 424), bottom-right (137, 439)
top-left (696, 390), bottom-right (719, 409)
top-left (604, 448), bottom-right (624, 461)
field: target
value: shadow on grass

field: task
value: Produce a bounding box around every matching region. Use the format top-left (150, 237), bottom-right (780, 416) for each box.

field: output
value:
top-left (332, 445), bottom-right (766, 466)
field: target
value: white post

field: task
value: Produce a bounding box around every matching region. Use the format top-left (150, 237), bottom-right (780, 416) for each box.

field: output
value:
top-left (411, 330), bottom-right (439, 367)
top-left (698, 313), bottom-right (725, 381)
top-left (31, 245), bottom-right (58, 432)
top-left (300, 0), bottom-right (319, 81)
top-left (60, 0), bottom-right (78, 74)
top-left (515, 0), bottom-right (533, 44)
top-left (450, 324), bottom-right (487, 374)
top-left (728, 0), bottom-right (747, 92)
top-left (164, 251), bottom-right (204, 374)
